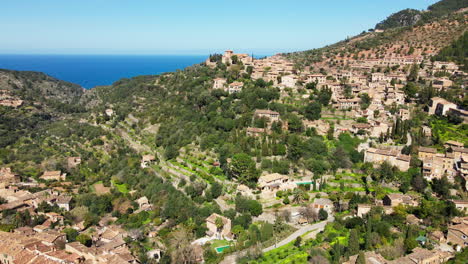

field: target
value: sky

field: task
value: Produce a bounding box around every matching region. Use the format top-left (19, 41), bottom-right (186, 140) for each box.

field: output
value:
top-left (0, 0), bottom-right (439, 55)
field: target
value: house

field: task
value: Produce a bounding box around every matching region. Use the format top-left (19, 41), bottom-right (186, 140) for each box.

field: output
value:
top-left (364, 148), bottom-right (411, 171)
top-left (67, 157), bottom-right (82, 169)
top-left (213, 78), bottom-right (227, 89)
top-left (344, 251), bottom-right (388, 264)
top-left (206, 213), bottom-right (233, 239)
top-left (141, 154), bottom-right (156, 168)
top-left (351, 123), bottom-right (372, 134)
top-left (399, 109), bottom-right (410, 121)
top-left (228, 82), bottom-right (244, 94)
top-left (135, 196), bottom-right (152, 212)
top-left (422, 126), bottom-right (432, 137)
top-left (452, 200), bottom-right (468, 212)
top-left (258, 173), bottom-right (289, 191)
top-left (334, 98), bottom-right (361, 110)
top-left (418, 147), bottom-right (437, 160)
top-left (383, 194), bottom-right (418, 207)
top-left (56, 196), bottom-right (72, 211)
top-left (433, 61), bottom-right (458, 71)
top-left (428, 97), bottom-right (458, 116)
top-left (391, 247), bottom-right (453, 264)
top-left (105, 108), bottom-right (114, 117)
top-left (40, 171), bottom-right (66, 181)
top-left (428, 230), bottom-right (445, 243)
top-left (0, 167), bottom-right (20, 187)
top-left (311, 198), bottom-right (334, 214)
top-left (281, 75), bottom-right (298, 88)
top-left (307, 74), bottom-right (326, 84)
top-left (444, 140), bottom-right (464, 149)
top-left (406, 214), bottom-right (422, 225)
top-left (246, 127), bottom-right (266, 137)
top-left (447, 223), bottom-right (468, 250)
top-left (254, 109), bottom-right (280, 122)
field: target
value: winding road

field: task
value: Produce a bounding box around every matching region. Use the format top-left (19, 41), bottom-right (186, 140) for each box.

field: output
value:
top-left (262, 216), bottom-right (334, 253)
top-left (220, 216), bottom-right (334, 264)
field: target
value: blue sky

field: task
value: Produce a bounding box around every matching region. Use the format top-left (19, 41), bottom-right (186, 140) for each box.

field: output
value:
top-left (1, 0), bottom-right (438, 55)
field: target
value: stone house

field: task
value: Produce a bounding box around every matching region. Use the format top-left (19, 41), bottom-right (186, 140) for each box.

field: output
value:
top-left (228, 82), bottom-right (244, 94)
top-left (56, 196), bottom-right (72, 211)
top-left (311, 198), bottom-right (334, 214)
top-left (452, 200), bottom-right (468, 212)
top-left (67, 157), bottom-right (81, 169)
top-left (135, 196), bottom-right (152, 212)
top-left (391, 247), bottom-right (453, 264)
top-left (206, 213), bottom-right (233, 239)
top-left (254, 109), bottom-right (280, 122)
top-left (307, 74), bottom-right (326, 84)
top-left (281, 75), bottom-right (298, 88)
top-left (0, 167), bottom-right (20, 188)
top-left (344, 251), bottom-right (388, 264)
top-left (40, 171), bottom-right (66, 181)
top-left (246, 127), bottom-right (266, 137)
top-left (141, 154), bottom-right (156, 168)
top-left (334, 98), bottom-right (361, 110)
top-left (383, 194), bottom-right (419, 207)
top-left (418, 147), bottom-right (438, 160)
top-left (447, 223), bottom-right (468, 249)
top-left (213, 78), bottom-right (227, 89)
top-left (351, 123), bottom-right (372, 134)
top-left (364, 148), bottom-right (411, 171)
top-left (428, 97), bottom-right (457, 116)
top-left (258, 173), bottom-right (290, 191)
top-left (399, 109), bottom-right (410, 121)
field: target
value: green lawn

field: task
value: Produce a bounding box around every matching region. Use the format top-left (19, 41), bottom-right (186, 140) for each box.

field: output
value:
top-left (431, 118), bottom-right (468, 145)
top-left (111, 180), bottom-right (129, 193)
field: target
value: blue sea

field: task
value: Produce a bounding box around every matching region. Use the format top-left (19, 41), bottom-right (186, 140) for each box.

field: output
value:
top-left (0, 54), bottom-right (207, 89)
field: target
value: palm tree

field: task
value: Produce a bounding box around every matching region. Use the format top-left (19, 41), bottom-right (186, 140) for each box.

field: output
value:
top-left (292, 189), bottom-right (304, 204)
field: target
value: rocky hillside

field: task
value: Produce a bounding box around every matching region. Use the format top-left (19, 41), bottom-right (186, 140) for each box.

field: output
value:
top-left (375, 9), bottom-right (422, 30)
top-left (283, 0), bottom-right (467, 71)
top-left (0, 69), bottom-right (84, 104)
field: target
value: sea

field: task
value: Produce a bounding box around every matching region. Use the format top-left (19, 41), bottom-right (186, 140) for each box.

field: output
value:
top-left (0, 54), bottom-right (208, 89)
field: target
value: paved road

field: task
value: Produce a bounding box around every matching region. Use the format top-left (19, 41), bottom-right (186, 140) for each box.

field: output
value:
top-left (262, 216), bottom-right (334, 253)
top-left (220, 216), bottom-right (334, 264)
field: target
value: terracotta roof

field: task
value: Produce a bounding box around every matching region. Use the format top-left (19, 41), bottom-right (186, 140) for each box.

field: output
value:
top-left (418, 147), bottom-right (437, 153)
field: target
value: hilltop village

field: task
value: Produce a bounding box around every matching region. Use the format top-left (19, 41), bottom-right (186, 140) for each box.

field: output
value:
top-left (0, 1), bottom-right (467, 264)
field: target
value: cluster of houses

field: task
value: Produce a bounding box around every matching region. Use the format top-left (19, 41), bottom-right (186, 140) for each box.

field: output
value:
top-left (0, 224), bottom-right (138, 264)
top-left (0, 164), bottom-right (146, 264)
top-left (418, 142), bottom-right (468, 182)
top-left (208, 51), bottom-right (463, 113)
top-left (358, 194), bottom-right (468, 253)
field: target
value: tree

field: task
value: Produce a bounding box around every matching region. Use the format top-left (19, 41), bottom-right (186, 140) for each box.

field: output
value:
top-left (229, 153), bottom-right (259, 184)
top-left (76, 234), bottom-right (92, 247)
top-left (64, 228), bottom-right (78, 242)
top-left (359, 93), bottom-right (371, 110)
top-left (408, 64), bottom-right (419, 82)
top-left (318, 87), bottom-right (332, 106)
top-left (348, 229), bottom-right (360, 255)
top-left (215, 217), bottom-right (224, 232)
top-left (305, 101), bottom-right (322, 120)
top-left (294, 236), bottom-right (302, 247)
top-left (356, 251), bottom-right (366, 264)
top-left (318, 208), bottom-right (328, 220)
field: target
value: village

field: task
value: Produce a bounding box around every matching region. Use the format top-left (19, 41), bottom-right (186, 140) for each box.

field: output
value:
top-left (0, 43), bottom-right (466, 264)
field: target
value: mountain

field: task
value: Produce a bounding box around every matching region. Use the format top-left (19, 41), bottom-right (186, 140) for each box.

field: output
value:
top-left (283, 0), bottom-right (467, 71)
top-left (375, 0), bottom-right (468, 30)
top-left (375, 9), bottom-right (422, 30)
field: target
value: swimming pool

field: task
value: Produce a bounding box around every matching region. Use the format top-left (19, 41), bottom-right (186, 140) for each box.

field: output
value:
top-left (215, 245), bottom-right (231, 253)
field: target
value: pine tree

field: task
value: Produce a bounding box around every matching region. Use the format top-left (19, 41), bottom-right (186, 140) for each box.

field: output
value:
top-left (348, 229), bottom-right (360, 255)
